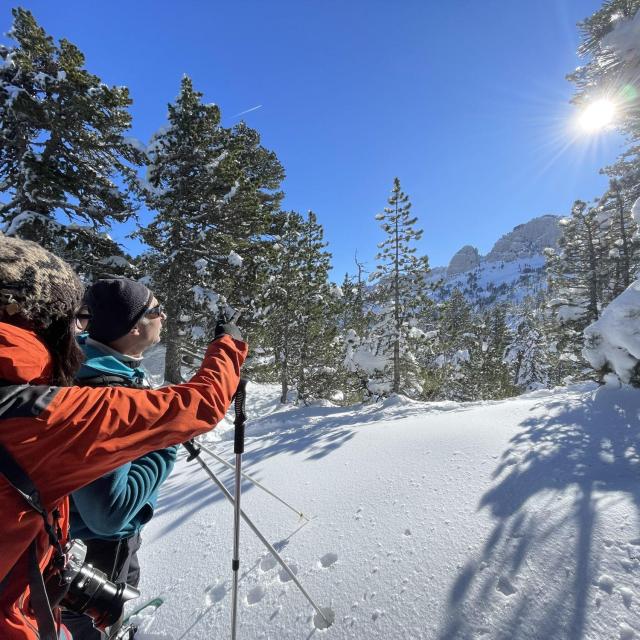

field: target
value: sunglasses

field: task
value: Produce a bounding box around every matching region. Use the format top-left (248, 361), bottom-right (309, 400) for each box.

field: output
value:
top-left (144, 303), bottom-right (165, 319)
top-left (74, 311), bottom-right (92, 331)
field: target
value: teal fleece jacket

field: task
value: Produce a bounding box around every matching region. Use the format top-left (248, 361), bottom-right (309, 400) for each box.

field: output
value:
top-left (69, 337), bottom-right (178, 540)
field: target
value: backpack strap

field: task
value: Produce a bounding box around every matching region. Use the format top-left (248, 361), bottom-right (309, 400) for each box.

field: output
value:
top-left (27, 540), bottom-right (58, 640)
top-left (0, 382), bottom-right (64, 639)
top-left (76, 373), bottom-right (150, 389)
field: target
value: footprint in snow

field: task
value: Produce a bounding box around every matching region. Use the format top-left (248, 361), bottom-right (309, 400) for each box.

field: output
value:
top-left (596, 574), bottom-right (615, 594)
top-left (204, 581), bottom-right (227, 605)
top-left (279, 562), bottom-right (299, 582)
top-left (620, 587), bottom-right (633, 608)
top-left (246, 585), bottom-right (267, 605)
top-left (319, 552), bottom-right (338, 568)
top-left (620, 622), bottom-right (635, 640)
top-left (496, 576), bottom-right (517, 596)
top-left (313, 607), bottom-right (336, 630)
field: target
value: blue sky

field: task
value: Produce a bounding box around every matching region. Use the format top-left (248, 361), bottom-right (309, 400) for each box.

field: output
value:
top-left (3, 1), bottom-right (624, 277)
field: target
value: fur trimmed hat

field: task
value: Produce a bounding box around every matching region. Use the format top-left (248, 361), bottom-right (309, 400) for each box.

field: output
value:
top-left (84, 278), bottom-right (153, 344)
top-left (0, 236), bottom-right (84, 328)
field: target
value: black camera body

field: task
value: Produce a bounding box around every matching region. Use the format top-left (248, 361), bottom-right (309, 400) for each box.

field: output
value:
top-left (45, 539), bottom-right (140, 631)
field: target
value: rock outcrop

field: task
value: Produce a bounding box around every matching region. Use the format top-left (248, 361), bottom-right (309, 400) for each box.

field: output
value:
top-left (485, 215), bottom-right (560, 263)
top-left (447, 245), bottom-right (481, 276)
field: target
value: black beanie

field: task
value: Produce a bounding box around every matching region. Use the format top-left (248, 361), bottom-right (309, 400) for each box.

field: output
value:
top-left (84, 278), bottom-right (153, 344)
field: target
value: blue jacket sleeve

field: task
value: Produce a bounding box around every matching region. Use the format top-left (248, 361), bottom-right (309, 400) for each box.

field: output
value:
top-left (70, 446), bottom-right (178, 539)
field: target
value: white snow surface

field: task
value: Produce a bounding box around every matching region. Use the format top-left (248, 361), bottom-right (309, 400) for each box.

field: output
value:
top-left (131, 381), bottom-right (640, 639)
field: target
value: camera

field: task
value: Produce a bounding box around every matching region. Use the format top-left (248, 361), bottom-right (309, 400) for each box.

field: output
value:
top-left (45, 539), bottom-right (140, 631)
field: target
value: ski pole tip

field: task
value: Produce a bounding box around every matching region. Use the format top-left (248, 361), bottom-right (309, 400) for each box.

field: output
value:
top-left (313, 607), bottom-right (335, 630)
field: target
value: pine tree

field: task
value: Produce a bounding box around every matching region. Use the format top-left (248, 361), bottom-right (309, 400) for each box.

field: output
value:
top-left (570, 2), bottom-right (640, 233)
top-left (569, 1), bottom-right (640, 144)
top-left (336, 257), bottom-right (381, 402)
top-left (0, 8), bottom-right (144, 267)
top-left (137, 76), bottom-right (284, 382)
top-left (547, 200), bottom-right (606, 323)
top-left (260, 211), bottom-right (337, 404)
top-left (505, 303), bottom-right (551, 391)
top-left (475, 304), bottom-right (517, 400)
top-left (337, 256), bottom-right (370, 337)
top-left (597, 178), bottom-right (640, 299)
top-left (423, 288), bottom-right (477, 401)
top-left (545, 200), bottom-right (609, 382)
top-left (370, 177), bottom-right (432, 396)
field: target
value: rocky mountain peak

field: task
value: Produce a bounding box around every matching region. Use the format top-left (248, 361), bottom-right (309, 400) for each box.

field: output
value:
top-left (485, 215), bottom-right (560, 263)
top-left (447, 245), bottom-right (481, 276)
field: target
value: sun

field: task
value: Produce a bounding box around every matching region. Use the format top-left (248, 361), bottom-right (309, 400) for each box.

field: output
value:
top-left (578, 99), bottom-right (616, 133)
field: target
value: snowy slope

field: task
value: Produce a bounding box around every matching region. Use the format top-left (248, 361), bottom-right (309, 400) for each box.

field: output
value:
top-left (427, 215), bottom-right (559, 307)
top-left (431, 254), bottom-right (548, 306)
top-left (132, 382), bottom-right (640, 640)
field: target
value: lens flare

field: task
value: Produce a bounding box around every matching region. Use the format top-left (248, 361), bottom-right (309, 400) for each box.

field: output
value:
top-left (578, 99), bottom-right (616, 132)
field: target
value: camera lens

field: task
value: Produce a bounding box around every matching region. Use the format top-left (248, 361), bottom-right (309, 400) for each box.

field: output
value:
top-left (62, 563), bottom-right (140, 630)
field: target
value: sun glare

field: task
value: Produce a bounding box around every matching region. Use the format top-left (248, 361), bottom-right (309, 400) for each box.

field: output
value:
top-left (578, 99), bottom-right (616, 133)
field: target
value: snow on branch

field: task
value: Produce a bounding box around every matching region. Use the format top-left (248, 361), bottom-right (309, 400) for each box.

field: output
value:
top-left (583, 278), bottom-right (640, 385)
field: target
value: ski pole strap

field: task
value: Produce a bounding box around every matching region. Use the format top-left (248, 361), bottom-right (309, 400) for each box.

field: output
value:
top-left (233, 379), bottom-right (248, 455)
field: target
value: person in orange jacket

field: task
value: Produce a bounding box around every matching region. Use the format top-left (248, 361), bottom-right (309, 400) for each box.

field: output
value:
top-left (0, 237), bottom-right (248, 640)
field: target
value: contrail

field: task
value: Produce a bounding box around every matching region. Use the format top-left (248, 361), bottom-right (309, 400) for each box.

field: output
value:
top-left (232, 105), bottom-right (263, 118)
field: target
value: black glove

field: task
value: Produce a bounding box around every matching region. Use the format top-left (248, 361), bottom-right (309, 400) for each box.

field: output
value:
top-left (214, 321), bottom-right (243, 342)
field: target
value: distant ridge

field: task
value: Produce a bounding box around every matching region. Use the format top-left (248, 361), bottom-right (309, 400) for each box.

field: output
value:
top-left (444, 215), bottom-right (560, 276)
top-left (428, 215), bottom-right (561, 308)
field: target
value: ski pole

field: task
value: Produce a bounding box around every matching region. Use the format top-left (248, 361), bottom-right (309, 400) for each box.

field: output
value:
top-left (196, 442), bottom-right (310, 521)
top-left (230, 379), bottom-right (247, 640)
top-left (182, 446), bottom-right (332, 628)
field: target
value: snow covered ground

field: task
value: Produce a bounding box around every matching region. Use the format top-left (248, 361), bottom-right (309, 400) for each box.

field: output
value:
top-left (131, 381), bottom-right (640, 639)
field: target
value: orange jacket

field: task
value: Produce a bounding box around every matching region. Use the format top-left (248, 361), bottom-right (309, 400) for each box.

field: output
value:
top-left (0, 322), bottom-right (248, 639)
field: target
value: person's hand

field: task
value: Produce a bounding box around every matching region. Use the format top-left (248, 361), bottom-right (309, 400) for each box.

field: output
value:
top-left (214, 321), bottom-right (243, 342)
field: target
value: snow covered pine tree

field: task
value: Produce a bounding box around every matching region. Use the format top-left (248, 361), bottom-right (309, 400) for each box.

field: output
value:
top-left (0, 8), bottom-right (143, 275)
top-left (369, 177), bottom-right (432, 397)
top-left (137, 76), bottom-right (283, 382)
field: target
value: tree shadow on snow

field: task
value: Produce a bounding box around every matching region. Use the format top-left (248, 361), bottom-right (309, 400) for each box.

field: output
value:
top-left (437, 385), bottom-right (640, 640)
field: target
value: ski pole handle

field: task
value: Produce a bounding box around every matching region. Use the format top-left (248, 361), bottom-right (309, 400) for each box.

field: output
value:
top-left (233, 379), bottom-right (248, 455)
top-left (183, 440), bottom-right (201, 461)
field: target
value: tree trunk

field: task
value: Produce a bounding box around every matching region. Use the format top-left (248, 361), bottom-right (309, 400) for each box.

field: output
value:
top-left (163, 262), bottom-right (184, 383)
top-left (614, 183), bottom-right (631, 291)
top-left (164, 315), bottom-right (183, 384)
top-left (584, 216), bottom-right (599, 322)
top-left (280, 364), bottom-right (288, 404)
top-left (393, 206), bottom-right (401, 394)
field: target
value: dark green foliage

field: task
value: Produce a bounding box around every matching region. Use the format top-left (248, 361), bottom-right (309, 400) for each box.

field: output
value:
top-left (422, 288), bottom-right (476, 401)
top-left (0, 8), bottom-right (144, 268)
top-left (137, 76), bottom-right (284, 382)
top-left (258, 211), bottom-right (339, 404)
top-left (370, 177), bottom-right (432, 396)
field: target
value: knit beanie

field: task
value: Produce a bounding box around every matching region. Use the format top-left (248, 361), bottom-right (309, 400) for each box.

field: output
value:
top-left (84, 278), bottom-right (153, 344)
top-left (0, 236), bottom-right (83, 328)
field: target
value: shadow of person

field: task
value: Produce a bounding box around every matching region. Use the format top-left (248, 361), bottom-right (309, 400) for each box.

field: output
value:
top-left (437, 385), bottom-right (640, 640)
